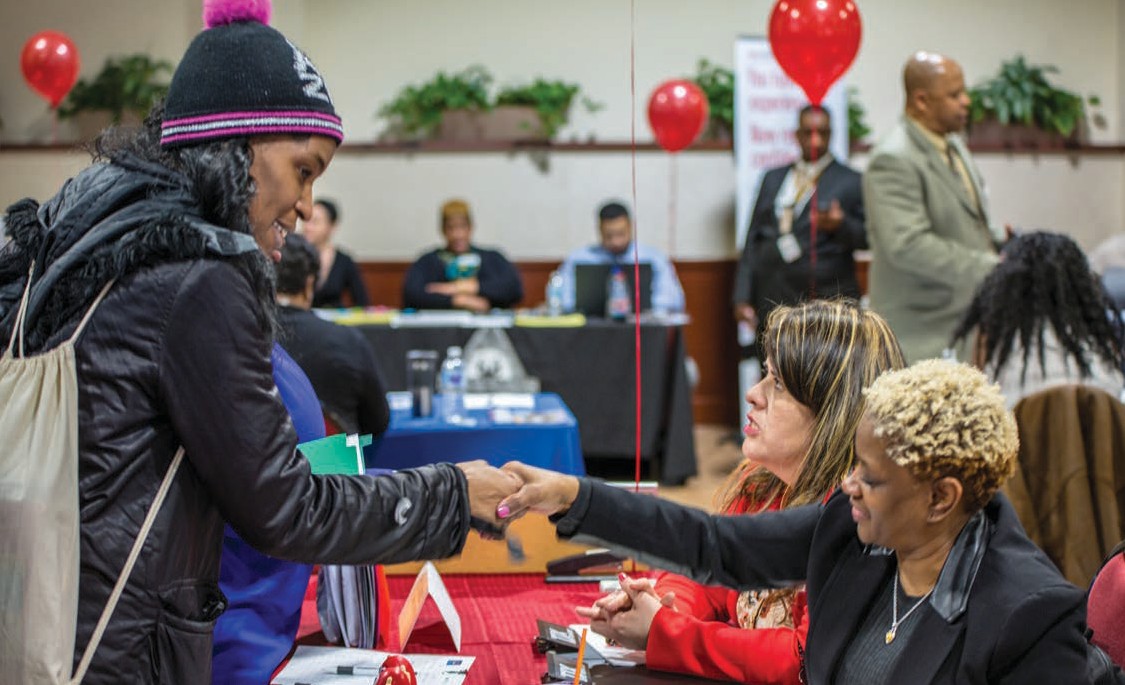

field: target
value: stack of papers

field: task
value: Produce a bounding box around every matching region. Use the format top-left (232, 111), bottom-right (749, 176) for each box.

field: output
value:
top-left (273, 645), bottom-right (474, 685)
top-left (514, 312), bottom-right (587, 327)
top-left (318, 565), bottom-right (378, 648)
top-left (331, 309), bottom-right (398, 326)
top-left (392, 310), bottom-right (475, 328)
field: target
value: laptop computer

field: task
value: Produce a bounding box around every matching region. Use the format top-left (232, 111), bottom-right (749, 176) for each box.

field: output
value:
top-left (573, 263), bottom-right (653, 317)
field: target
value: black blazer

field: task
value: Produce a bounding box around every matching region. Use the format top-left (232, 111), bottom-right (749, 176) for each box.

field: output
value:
top-left (733, 159), bottom-right (866, 317)
top-left (556, 483), bottom-right (1095, 684)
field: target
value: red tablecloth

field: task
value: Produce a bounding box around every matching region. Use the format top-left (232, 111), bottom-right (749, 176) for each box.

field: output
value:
top-left (291, 572), bottom-right (607, 685)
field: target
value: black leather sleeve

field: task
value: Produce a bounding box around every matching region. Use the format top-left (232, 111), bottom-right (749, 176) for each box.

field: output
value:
top-left (554, 478), bottom-right (817, 590)
top-left (158, 261), bottom-right (470, 564)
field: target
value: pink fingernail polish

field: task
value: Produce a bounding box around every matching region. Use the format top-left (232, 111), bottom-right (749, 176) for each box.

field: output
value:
top-left (497, 505), bottom-right (510, 519)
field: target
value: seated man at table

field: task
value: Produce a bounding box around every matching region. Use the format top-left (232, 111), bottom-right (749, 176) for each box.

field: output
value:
top-left (402, 198), bottom-right (524, 312)
top-left (557, 201), bottom-right (686, 314)
top-left (277, 234), bottom-right (390, 436)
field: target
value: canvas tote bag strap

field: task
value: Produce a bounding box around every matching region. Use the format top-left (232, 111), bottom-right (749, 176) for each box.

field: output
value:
top-left (4, 262), bottom-right (35, 358)
top-left (70, 446), bottom-right (185, 684)
top-left (65, 280), bottom-right (116, 346)
top-left (4, 268), bottom-right (114, 358)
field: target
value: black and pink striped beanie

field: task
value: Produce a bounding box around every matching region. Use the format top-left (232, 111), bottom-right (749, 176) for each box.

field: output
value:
top-left (160, 0), bottom-right (344, 148)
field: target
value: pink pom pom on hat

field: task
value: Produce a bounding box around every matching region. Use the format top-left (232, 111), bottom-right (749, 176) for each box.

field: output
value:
top-left (203, 0), bottom-right (272, 28)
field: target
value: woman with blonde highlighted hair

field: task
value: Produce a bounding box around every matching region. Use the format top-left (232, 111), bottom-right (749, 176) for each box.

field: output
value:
top-left (579, 300), bottom-right (904, 684)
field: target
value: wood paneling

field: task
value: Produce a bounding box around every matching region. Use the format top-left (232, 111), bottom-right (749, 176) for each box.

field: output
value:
top-left (356, 259), bottom-right (742, 426)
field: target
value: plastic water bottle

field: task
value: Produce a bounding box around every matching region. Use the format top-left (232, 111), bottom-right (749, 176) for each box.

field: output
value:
top-left (546, 270), bottom-right (564, 316)
top-left (605, 266), bottom-right (632, 321)
top-left (440, 346), bottom-right (465, 423)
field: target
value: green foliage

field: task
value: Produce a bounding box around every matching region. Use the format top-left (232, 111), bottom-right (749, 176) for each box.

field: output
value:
top-left (690, 59), bottom-right (734, 138)
top-left (57, 54), bottom-right (172, 122)
top-left (847, 87), bottom-right (871, 145)
top-left (967, 56), bottom-right (1088, 137)
top-left (495, 79), bottom-right (602, 138)
top-left (378, 65), bottom-right (494, 138)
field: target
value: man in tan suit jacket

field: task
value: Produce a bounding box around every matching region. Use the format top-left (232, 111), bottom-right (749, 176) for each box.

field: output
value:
top-left (864, 52), bottom-right (1006, 362)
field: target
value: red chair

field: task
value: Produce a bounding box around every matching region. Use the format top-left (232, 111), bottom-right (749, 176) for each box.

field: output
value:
top-left (1089, 541), bottom-right (1125, 668)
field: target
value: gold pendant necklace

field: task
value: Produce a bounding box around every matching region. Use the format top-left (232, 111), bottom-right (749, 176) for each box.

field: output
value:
top-left (886, 573), bottom-right (933, 645)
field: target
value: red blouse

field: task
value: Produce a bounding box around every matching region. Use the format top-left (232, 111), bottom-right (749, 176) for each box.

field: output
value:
top-left (645, 495), bottom-right (808, 684)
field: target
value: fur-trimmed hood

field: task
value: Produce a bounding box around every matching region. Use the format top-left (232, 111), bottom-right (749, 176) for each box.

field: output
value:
top-left (0, 153), bottom-right (259, 354)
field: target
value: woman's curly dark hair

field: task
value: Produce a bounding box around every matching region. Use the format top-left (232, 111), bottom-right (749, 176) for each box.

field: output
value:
top-left (951, 231), bottom-right (1124, 384)
top-left (92, 102), bottom-right (277, 335)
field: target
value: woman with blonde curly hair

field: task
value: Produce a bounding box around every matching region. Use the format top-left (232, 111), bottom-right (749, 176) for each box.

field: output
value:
top-left (502, 360), bottom-right (1111, 683)
top-left (574, 300), bottom-right (903, 683)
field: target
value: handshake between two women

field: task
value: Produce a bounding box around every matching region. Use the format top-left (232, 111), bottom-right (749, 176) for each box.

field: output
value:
top-left (456, 460), bottom-right (582, 536)
top-left (460, 460), bottom-right (672, 651)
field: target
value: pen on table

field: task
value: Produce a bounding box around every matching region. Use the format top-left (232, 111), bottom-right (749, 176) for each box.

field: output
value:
top-left (572, 627), bottom-right (588, 685)
top-left (332, 665), bottom-right (380, 675)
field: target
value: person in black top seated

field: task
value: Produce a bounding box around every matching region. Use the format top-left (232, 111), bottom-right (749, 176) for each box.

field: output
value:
top-left (402, 198), bottom-right (523, 311)
top-left (300, 198), bottom-right (370, 308)
top-left (276, 234), bottom-right (389, 436)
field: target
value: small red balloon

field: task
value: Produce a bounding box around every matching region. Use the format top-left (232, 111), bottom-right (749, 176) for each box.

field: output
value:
top-left (647, 80), bottom-right (709, 153)
top-left (20, 30), bottom-right (80, 109)
top-left (768, 0), bottom-right (862, 105)
top-left (375, 655), bottom-right (417, 685)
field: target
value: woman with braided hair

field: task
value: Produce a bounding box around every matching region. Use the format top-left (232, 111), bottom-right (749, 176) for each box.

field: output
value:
top-left (950, 230), bottom-right (1124, 407)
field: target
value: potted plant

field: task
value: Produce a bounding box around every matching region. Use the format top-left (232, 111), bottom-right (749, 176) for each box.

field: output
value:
top-left (847, 86), bottom-right (872, 149)
top-left (966, 56), bottom-right (1092, 147)
top-left (377, 65), bottom-right (493, 141)
top-left (57, 54), bottom-right (173, 137)
top-left (690, 59), bottom-right (734, 141)
top-left (493, 79), bottom-right (601, 141)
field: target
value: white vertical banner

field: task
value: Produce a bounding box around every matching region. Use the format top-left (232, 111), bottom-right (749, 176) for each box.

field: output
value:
top-left (734, 36), bottom-right (848, 249)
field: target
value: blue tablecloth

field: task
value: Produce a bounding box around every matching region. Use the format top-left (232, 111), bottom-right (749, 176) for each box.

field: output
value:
top-left (363, 392), bottom-right (585, 476)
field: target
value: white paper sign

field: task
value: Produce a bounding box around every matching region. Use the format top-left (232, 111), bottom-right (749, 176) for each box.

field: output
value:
top-left (398, 561), bottom-right (463, 652)
top-left (734, 36), bottom-right (849, 249)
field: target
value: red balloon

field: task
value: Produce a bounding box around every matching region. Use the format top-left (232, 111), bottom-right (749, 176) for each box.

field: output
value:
top-left (20, 31), bottom-right (80, 109)
top-left (768, 0), bottom-right (862, 105)
top-left (375, 655), bottom-right (417, 685)
top-left (647, 80), bottom-right (709, 153)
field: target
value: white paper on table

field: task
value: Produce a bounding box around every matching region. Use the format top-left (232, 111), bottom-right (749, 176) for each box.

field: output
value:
top-left (388, 391), bottom-right (412, 411)
top-left (489, 393), bottom-right (535, 409)
top-left (272, 645), bottom-right (474, 685)
top-left (569, 624), bottom-right (646, 667)
top-left (398, 561), bottom-right (462, 651)
top-left (461, 394), bottom-right (490, 410)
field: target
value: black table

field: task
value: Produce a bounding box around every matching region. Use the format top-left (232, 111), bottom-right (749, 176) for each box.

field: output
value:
top-left (352, 320), bottom-right (697, 484)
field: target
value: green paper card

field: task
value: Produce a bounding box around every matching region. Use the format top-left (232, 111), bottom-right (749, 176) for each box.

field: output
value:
top-left (298, 434), bottom-right (373, 475)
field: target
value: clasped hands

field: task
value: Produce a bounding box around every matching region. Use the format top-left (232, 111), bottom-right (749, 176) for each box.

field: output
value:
top-left (425, 278), bottom-right (491, 313)
top-left (575, 573), bottom-right (676, 651)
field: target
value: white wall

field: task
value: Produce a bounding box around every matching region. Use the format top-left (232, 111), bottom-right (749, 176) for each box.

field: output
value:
top-left (1, 0), bottom-right (1122, 259)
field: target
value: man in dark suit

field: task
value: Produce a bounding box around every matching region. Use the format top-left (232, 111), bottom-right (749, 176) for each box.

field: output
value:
top-left (733, 105), bottom-right (866, 343)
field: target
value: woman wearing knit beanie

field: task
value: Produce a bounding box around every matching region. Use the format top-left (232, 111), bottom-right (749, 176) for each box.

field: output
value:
top-left (0, 2), bottom-right (519, 683)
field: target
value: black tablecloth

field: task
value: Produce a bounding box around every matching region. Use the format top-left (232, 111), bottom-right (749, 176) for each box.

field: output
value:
top-left (353, 321), bottom-right (697, 484)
